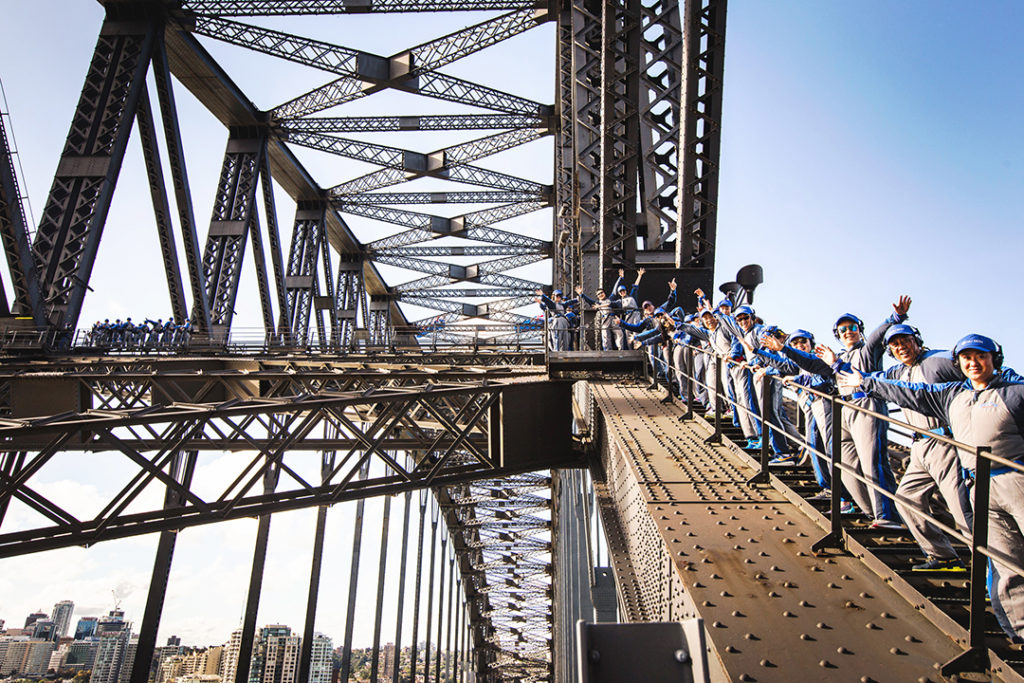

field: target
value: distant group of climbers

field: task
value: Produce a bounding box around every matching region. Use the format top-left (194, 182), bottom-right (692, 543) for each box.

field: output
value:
top-left (87, 317), bottom-right (192, 350)
top-left (539, 270), bottom-right (1024, 642)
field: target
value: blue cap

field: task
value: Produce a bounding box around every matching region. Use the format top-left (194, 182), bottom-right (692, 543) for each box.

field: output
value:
top-left (733, 305), bottom-right (754, 317)
top-left (552, 289), bottom-right (563, 296)
top-left (833, 313), bottom-right (864, 339)
top-left (884, 324), bottom-right (921, 346)
top-left (953, 334), bottom-right (999, 356)
top-left (786, 329), bottom-right (815, 345)
top-left (717, 297), bottom-right (732, 309)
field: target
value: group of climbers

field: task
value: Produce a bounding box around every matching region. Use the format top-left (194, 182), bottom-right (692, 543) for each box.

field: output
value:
top-left (87, 317), bottom-right (192, 350)
top-left (539, 271), bottom-right (1024, 642)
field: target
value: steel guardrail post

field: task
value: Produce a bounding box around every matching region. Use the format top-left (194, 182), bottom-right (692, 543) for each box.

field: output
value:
top-left (748, 369), bottom-right (771, 485)
top-left (813, 395), bottom-right (847, 553)
top-left (941, 445), bottom-right (993, 678)
top-left (704, 354), bottom-right (723, 444)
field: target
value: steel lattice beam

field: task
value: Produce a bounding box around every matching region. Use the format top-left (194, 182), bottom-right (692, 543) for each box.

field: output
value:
top-left (183, 1), bottom-right (545, 15)
top-left (676, 0), bottom-right (725, 280)
top-left (0, 92), bottom-right (44, 323)
top-left (30, 18), bottom-right (158, 330)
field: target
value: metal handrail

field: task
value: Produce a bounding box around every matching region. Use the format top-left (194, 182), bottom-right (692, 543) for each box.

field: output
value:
top-left (645, 338), bottom-right (1017, 675)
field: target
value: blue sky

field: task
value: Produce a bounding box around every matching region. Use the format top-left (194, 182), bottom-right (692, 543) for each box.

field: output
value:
top-left (1, 0), bottom-right (1023, 648)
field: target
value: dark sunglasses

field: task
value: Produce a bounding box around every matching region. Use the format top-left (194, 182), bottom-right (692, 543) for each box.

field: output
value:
top-left (735, 314), bottom-right (751, 321)
top-left (837, 324), bottom-right (860, 333)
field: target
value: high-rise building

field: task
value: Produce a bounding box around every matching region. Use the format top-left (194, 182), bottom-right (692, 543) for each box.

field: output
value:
top-left (75, 617), bottom-right (98, 640)
top-left (308, 634), bottom-right (333, 683)
top-left (89, 609), bottom-right (131, 683)
top-left (95, 609), bottom-right (126, 635)
top-left (51, 601), bottom-right (74, 639)
top-left (118, 633), bottom-right (138, 683)
top-left (202, 646), bottom-right (223, 676)
top-left (24, 611), bottom-right (48, 629)
top-left (31, 620), bottom-right (56, 642)
top-left (65, 640), bottom-right (99, 672)
top-left (0, 638), bottom-right (56, 676)
top-left (382, 642), bottom-right (396, 680)
top-left (220, 628), bottom-right (243, 683)
top-left (249, 625), bottom-right (291, 683)
top-left (262, 632), bottom-right (300, 683)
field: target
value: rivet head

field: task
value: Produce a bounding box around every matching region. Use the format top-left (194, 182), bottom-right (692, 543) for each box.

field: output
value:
top-left (589, 649), bottom-right (600, 663)
top-left (800, 633), bottom-right (815, 641)
top-left (744, 633), bottom-right (759, 641)
top-left (712, 621), bottom-right (726, 628)
top-left (760, 659), bottom-right (775, 668)
top-left (889, 648), bottom-right (906, 656)
top-left (674, 649), bottom-right (690, 664)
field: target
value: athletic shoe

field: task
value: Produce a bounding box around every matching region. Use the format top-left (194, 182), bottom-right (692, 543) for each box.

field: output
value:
top-left (769, 453), bottom-right (798, 466)
top-left (912, 556), bottom-right (964, 572)
top-left (870, 519), bottom-right (903, 530)
top-left (745, 438), bottom-right (762, 450)
top-left (809, 490), bottom-right (832, 501)
top-left (839, 501), bottom-right (857, 515)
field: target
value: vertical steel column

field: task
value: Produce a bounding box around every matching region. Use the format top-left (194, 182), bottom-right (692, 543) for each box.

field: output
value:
top-left (444, 555), bottom-right (456, 682)
top-left (552, 470), bottom-right (596, 683)
top-left (281, 201), bottom-right (326, 343)
top-left (151, 32), bottom-right (211, 332)
top-left (297, 450), bottom-right (334, 683)
top-left (135, 86), bottom-right (187, 322)
top-left (334, 258), bottom-right (362, 350)
top-left (316, 229), bottom-right (337, 348)
top-left (246, 197), bottom-right (276, 337)
top-left (339, 462), bottom-right (370, 683)
top-left (31, 16), bottom-right (158, 330)
top-left (676, 0), bottom-right (727, 282)
top-left (434, 533), bottom-right (449, 683)
top-left (637, 0), bottom-right (685, 252)
top-left (571, 0), bottom-right (605, 290)
top-left (390, 490), bottom-right (412, 683)
top-left (258, 153), bottom-right (289, 338)
top-left (368, 494), bottom-right (392, 681)
top-left (408, 490), bottom-right (428, 683)
top-left (130, 451), bottom-right (197, 683)
top-left (421, 499), bottom-right (440, 683)
top-left (200, 128), bottom-right (266, 340)
top-left (234, 463), bottom-right (280, 683)
top-left (599, 0), bottom-right (641, 277)
top-left (554, 0), bottom-right (579, 290)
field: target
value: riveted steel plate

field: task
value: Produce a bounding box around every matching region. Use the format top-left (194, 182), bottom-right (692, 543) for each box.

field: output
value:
top-left (591, 382), bottom-right (983, 682)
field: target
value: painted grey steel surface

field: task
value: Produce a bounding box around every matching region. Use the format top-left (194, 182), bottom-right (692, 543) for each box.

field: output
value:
top-left (589, 381), bottom-right (978, 681)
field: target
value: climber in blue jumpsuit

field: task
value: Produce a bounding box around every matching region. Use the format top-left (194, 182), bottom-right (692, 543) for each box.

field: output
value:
top-left (770, 297), bottom-right (910, 527)
top-left (841, 334), bottom-right (1024, 639)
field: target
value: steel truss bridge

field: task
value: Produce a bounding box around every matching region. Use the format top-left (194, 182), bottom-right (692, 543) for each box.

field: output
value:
top-left (0, 1), bottom-right (1018, 682)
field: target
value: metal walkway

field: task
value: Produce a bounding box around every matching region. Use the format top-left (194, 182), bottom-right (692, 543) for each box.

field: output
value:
top-left (589, 381), bottom-right (1020, 682)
